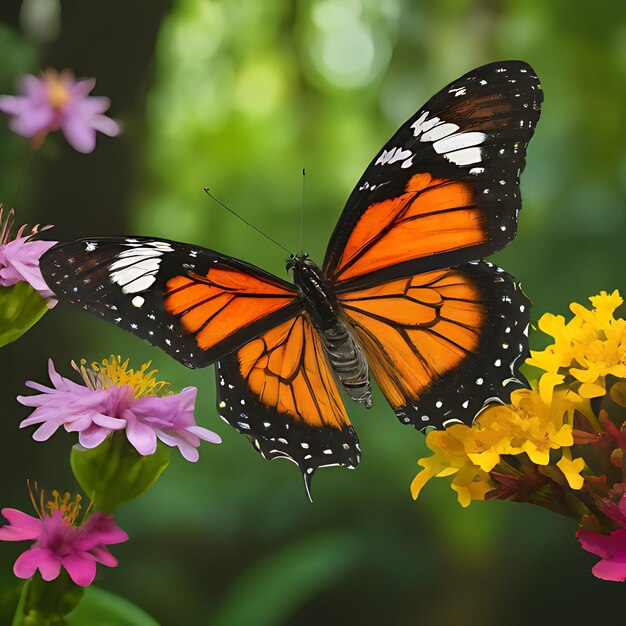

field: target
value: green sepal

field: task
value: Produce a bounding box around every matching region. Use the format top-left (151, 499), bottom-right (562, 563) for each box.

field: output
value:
top-left (12, 571), bottom-right (84, 626)
top-left (0, 282), bottom-right (48, 348)
top-left (71, 431), bottom-right (171, 513)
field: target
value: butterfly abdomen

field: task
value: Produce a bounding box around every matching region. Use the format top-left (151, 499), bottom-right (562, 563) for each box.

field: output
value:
top-left (289, 255), bottom-right (372, 408)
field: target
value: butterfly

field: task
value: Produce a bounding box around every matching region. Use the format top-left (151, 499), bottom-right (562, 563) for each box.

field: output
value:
top-left (41, 60), bottom-right (542, 496)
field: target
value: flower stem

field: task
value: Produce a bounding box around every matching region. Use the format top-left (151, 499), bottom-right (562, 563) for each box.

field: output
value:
top-left (11, 572), bottom-right (84, 626)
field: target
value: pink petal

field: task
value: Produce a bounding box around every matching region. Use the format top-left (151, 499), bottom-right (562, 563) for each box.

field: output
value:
top-left (32, 419), bottom-right (62, 441)
top-left (14, 547), bottom-right (53, 580)
top-left (0, 509), bottom-right (42, 540)
top-left (126, 418), bottom-right (157, 456)
top-left (38, 553), bottom-right (62, 581)
top-left (78, 426), bottom-right (112, 449)
top-left (187, 425), bottom-right (222, 444)
top-left (579, 529), bottom-right (626, 559)
top-left (0, 95), bottom-right (22, 114)
top-left (70, 78), bottom-right (96, 98)
top-left (8, 105), bottom-right (55, 137)
top-left (619, 494), bottom-right (626, 520)
top-left (91, 413), bottom-right (126, 429)
top-left (591, 553), bottom-right (626, 582)
top-left (19, 74), bottom-right (47, 100)
top-left (90, 546), bottom-right (118, 567)
top-left (90, 114), bottom-right (121, 137)
top-left (61, 118), bottom-right (96, 153)
top-left (62, 553), bottom-right (97, 587)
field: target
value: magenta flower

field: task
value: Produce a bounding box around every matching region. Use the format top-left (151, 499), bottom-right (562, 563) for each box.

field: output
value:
top-left (578, 494), bottom-right (626, 582)
top-left (0, 69), bottom-right (121, 153)
top-left (0, 490), bottom-right (127, 586)
top-left (0, 207), bottom-right (57, 300)
top-left (18, 357), bottom-right (221, 460)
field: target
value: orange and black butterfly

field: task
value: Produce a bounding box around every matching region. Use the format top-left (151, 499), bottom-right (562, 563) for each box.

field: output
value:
top-left (41, 61), bottom-right (542, 495)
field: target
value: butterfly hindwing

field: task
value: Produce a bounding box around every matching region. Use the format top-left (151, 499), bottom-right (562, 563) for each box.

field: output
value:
top-left (41, 237), bottom-right (300, 367)
top-left (339, 261), bottom-right (530, 429)
top-left (215, 314), bottom-right (359, 494)
top-left (324, 60), bottom-right (542, 289)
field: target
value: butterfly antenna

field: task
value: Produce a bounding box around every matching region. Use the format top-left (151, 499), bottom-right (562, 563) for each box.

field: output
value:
top-left (204, 188), bottom-right (293, 256)
top-left (299, 168), bottom-right (306, 255)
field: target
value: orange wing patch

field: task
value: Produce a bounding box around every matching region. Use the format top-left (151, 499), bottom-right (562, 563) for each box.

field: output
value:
top-left (333, 173), bottom-right (486, 282)
top-left (340, 268), bottom-right (485, 408)
top-left (165, 267), bottom-right (296, 352)
top-left (237, 315), bottom-right (350, 429)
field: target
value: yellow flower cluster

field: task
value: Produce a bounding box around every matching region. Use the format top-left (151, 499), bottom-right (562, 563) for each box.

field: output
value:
top-left (411, 389), bottom-right (581, 506)
top-left (412, 291), bottom-right (626, 507)
top-left (528, 290), bottom-right (626, 402)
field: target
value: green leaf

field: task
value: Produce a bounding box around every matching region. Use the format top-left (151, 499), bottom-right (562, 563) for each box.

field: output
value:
top-left (71, 432), bottom-right (171, 513)
top-left (65, 587), bottom-right (160, 626)
top-left (212, 531), bottom-right (362, 626)
top-left (0, 282), bottom-right (48, 347)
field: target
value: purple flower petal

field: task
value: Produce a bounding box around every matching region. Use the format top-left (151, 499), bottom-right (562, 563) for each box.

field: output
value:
top-left (90, 545), bottom-right (118, 567)
top-left (90, 114), bottom-right (121, 137)
top-left (2, 503), bottom-right (127, 587)
top-left (70, 77), bottom-right (96, 98)
top-left (38, 551), bottom-right (62, 581)
top-left (78, 425), bottom-right (113, 449)
top-left (0, 70), bottom-right (120, 153)
top-left (31, 419), bottom-right (63, 441)
top-left (125, 416), bottom-right (158, 456)
top-left (14, 546), bottom-right (48, 579)
top-left (0, 509), bottom-right (42, 540)
top-left (579, 529), bottom-right (626, 559)
top-left (0, 236), bottom-right (57, 297)
top-left (62, 553), bottom-right (97, 587)
top-left (591, 553), bottom-right (626, 582)
top-left (187, 425), bottom-right (222, 444)
top-left (61, 117), bottom-right (97, 153)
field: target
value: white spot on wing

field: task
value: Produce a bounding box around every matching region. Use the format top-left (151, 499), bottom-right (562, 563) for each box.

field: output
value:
top-left (443, 147), bottom-right (482, 166)
top-left (433, 131), bottom-right (486, 154)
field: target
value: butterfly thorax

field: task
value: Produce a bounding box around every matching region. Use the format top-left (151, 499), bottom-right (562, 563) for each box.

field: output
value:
top-left (288, 255), bottom-right (372, 408)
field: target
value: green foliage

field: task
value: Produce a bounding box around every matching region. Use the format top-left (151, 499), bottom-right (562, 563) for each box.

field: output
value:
top-left (65, 587), bottom-right (159, 626)
top-left (71, 434), bottom-right (171, 514)
top-left (12, 572), bottom-right (84, 626)
top-left (212, 531), bottom-right (362, 626)
top-left (0, 282), bottom-right (48, 348)
top-left (2, 1), bottom-right (626, 625)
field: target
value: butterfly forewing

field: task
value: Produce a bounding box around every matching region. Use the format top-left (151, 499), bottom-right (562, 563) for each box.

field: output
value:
top-left (324, 60), bottom-right (542, 289)
top-left (41, 237), bottom-right (301, 367)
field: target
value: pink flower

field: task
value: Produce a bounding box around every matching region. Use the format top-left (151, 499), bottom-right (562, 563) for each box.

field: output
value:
top-left (0, 207), bottom-right (57, 300)
top-left (18, 358), bottom-right (221, 460)
top-left (0, 492), bottom-right (127, 586)
top-left (0, 69), bottom-right (121, 153)
top-left (578, 494), bottom-right (626, 582)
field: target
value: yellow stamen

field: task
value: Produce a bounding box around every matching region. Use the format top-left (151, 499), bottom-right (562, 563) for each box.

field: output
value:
top-left (47, 490), bottom-right (82, 525)
top-left (73, 355), bottom-right (170, 398)
top-left (43, 69), bottom-right (71, 110)
top-left (27, 481), bottom-right (83, 525)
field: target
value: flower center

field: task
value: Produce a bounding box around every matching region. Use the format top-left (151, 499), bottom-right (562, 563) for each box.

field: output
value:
top-left (43, 69), bottom-right (71, 110)
top-left (28, 481), bottom-right (83, 526)
top-left (75, 355), bottom-right (170, 398)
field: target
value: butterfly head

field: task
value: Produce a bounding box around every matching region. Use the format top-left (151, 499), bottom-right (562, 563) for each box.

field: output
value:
top-left (286, 252), bottom-right (312, 275)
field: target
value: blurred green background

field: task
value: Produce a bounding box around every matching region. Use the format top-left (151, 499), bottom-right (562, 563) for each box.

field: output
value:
top-left (1, 0), bottom-right (626, 624)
